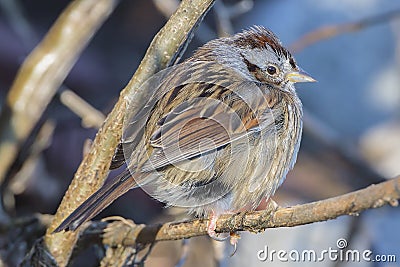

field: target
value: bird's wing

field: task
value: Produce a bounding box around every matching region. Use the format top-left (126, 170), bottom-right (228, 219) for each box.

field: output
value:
top-left (141, 82), bottom-right (282, 171)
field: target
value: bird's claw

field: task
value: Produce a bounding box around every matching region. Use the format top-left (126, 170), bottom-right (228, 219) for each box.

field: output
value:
top-left (229, 232), bottom-right (240, 256)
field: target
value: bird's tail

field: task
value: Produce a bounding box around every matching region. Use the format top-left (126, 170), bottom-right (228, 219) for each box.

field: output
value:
top-left (53, 170), bottom-right (138, 232)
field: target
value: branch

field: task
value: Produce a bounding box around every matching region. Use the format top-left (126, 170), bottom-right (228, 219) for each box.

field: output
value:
top-left (59, 90), bottom-right (105, 129)
top-left (290, 9), bottom-right (400, 53)
top-left (0, 0), bottom-right (118, 185)
top-left (43, 0), bottom-right (216, 266)
top-left (95, 176), bottom-right (400, 246)
top-left (13, 176), bottom-right (400, 264)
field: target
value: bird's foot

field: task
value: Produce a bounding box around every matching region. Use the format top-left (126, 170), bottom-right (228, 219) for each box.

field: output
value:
top-left (207, 214), bottom-right (229, 241)
top-left (207, 213), bottom-right (241, 256)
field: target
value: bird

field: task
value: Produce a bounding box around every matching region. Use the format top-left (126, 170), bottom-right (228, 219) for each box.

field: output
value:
top-left (53, 26), bottom-right (315, 242)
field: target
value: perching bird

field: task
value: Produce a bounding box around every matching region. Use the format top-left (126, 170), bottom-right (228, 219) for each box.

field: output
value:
top-left (54, 26), bottom-right (315, 241)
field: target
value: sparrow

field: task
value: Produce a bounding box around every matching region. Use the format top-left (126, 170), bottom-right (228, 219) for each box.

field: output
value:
top-left (54, 26), bottom-right (315, 243)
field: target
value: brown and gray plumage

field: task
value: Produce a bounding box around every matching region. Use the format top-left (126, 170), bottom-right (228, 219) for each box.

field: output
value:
top-left (54, 26), bottom-right (315, 235)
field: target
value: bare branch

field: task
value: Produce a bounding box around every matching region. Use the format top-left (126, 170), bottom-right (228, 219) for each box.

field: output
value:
top-left (97, 176), bottom-right (400, 246)
top-left (10, 175), bottom-right (400, 264)
top-left (290, 9), bottom-right (400, 53)
top-left (59, 90), bottom-right (105, 129)
top-left (8, 121), bottom-right (55, 199)
top-left (0, 0), bottom-right (118, 184)
top-left (213, 0), bottom-right (253, 36)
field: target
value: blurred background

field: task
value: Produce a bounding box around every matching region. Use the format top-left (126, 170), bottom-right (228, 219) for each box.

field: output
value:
top-left (0, 0), bottom-right (399, 266)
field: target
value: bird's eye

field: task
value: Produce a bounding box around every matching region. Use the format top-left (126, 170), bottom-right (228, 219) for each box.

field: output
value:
top-left (266, 65), bottom-right (278, 75)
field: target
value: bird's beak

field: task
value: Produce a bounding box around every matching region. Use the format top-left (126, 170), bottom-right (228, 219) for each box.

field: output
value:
top-left (286, 68), bottom-right (316, 83)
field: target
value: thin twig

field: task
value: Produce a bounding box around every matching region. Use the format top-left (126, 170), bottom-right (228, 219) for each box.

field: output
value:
top-left (214, 1), bottom-right (234, 36)
top-left (213, 0), bottom-right (253, 37)
top-left (290, 9), bottom-right (400, 53)
top-left (59, 90), bottom-right (105, 129)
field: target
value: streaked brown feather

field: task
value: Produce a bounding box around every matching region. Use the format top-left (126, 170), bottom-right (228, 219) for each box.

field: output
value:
top-left (110, 143), bottom-right (125, 169)
top-left (141, 81), bottom-right (278, 171)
